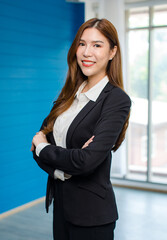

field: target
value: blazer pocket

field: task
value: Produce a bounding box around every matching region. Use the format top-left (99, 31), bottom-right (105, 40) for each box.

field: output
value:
top-left (78, 182), bottom-right (107, 199)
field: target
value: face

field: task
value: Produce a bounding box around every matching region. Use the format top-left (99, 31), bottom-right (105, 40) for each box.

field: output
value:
top-left (76, 27), bottom-right (116, 82)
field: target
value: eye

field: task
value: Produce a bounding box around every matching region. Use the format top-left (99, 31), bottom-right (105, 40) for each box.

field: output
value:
top-left (79, 42), bottom-right (85, 46)
top-left (94, 44), bottom-right (101, 48)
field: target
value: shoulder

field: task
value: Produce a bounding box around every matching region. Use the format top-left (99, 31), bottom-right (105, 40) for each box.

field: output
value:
top-left (105, 83), bottom-right (131, 108)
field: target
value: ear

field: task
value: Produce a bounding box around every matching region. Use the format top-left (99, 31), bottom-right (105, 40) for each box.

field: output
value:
top-left (109, 46), bottom-right (117, 60)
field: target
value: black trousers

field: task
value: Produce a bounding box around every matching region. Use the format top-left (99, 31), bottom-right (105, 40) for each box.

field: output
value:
top-left (53, 180), bottom-right (116, 240)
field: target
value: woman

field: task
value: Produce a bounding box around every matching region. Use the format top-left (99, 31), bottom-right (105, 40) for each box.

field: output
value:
top-left (31, 18), bottom-right (131, 240)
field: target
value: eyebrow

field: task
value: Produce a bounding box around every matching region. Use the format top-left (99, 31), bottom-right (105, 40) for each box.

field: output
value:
top-left (80, 39), bottom-right (104, 44)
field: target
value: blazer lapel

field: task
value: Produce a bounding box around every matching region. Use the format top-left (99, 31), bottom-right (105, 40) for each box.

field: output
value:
top-left (66, 82), bottom-right (114, 148)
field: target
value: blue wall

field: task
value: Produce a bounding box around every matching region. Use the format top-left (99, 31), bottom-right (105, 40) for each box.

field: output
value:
top-left (0, 0), bottom-right (84, 213)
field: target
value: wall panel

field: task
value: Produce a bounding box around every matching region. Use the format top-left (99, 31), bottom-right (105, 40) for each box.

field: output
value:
top-left (0, 0), bottom-right (84, 213)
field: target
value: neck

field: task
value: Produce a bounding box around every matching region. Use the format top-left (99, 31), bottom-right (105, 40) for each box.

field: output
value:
top-left (86, 74), bottom-right (107, 90)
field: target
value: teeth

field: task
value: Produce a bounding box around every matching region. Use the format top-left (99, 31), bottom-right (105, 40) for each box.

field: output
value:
top-left (82, 61), bottom-right (94, 64)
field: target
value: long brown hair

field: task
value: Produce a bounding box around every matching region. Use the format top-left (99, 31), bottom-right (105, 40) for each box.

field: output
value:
top-left (43, 18), bottom-right (130, 151)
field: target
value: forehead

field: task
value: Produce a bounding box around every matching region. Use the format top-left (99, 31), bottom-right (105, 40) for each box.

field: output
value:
top-left (80, 28), bottom-right (108, 42)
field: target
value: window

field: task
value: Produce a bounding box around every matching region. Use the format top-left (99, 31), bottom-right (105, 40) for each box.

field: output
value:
top-left (126, 4), bottom-right (167, 184)
top-left (165, 130), bottom-right (167, 152)
top-left (141, 135), bottom-right (147, 162)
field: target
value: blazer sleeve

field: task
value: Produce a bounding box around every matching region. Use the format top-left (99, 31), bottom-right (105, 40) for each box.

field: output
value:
top-left (32, 118), bottom-right (55, 178)
top-left (38, 88), bottom-right (131, 176)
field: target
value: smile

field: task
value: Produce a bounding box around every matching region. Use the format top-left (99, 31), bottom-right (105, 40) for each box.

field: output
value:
top-left (82, 60), bottom-right (95, 67)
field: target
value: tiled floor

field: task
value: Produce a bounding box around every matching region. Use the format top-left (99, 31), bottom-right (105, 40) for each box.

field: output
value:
top-left (114, 187), bottom-right (167, 240)
top-left (0, 187), bottom-right (167, 240)
top-left (0, 201), bottom-right (53, 240)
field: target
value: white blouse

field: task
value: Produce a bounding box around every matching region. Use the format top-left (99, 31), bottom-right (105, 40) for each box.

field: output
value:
top-left (36, 76), bottom-right (109, 180)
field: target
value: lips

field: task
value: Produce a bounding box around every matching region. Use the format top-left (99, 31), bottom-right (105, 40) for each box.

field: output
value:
top-left (82, 60), bottom-right (95, 67)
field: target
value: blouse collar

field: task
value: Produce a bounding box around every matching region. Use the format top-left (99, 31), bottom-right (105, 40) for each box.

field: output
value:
top-left (75, 76), bottom-right (109, 102)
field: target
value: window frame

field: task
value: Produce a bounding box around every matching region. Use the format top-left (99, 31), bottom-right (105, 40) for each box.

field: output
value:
top-left (125, 3), bottom-right (167, 184)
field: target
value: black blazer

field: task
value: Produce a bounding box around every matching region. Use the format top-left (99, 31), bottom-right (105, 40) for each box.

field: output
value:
top-left (33, 81), bottom-right (131, 227)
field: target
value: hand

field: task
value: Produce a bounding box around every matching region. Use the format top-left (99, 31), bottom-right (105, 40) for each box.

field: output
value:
top-left (30, 131), bottom-right (48, 151)
top-left (82, 135), bottom-right (95, 149)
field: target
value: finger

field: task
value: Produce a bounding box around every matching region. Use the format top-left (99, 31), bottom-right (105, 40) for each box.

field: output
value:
top-left (39, 131), bottom-right (46, 137)
top-left (88, 138), bottom-right (94, 142)
top-left (30, 144), bottom-right (35, 151)
top-left (82, 142), bottom-right (88, 149)
top-left (86, 136), bottom-right (94, 144)
top-left (87, 137), bottom-right (94, 144)
top-left (84, 136), bottom-right (94, 146)
top-left (82, 141), bottom-right (91, 149)
top-left (37, 131), bottom-right (42, 135)
top-left (82, 135), bottom-right (95, 149)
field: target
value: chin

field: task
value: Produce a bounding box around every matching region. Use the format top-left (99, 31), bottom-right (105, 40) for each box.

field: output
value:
top-left (81, 69), bottom-right (96, 77)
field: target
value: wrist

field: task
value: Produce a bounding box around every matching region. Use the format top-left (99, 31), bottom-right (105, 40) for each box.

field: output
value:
top-left (36, 143), bottom-right (51, 157)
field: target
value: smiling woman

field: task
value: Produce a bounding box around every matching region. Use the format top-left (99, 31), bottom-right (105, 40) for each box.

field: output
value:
top-left (31, 18), bottom-right (131, 240)
top-left (76, 28), bottom-right (117, 88)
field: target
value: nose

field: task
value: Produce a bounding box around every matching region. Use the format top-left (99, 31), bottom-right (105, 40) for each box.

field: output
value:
top-left (83, 45), bottom-right (92, 57)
